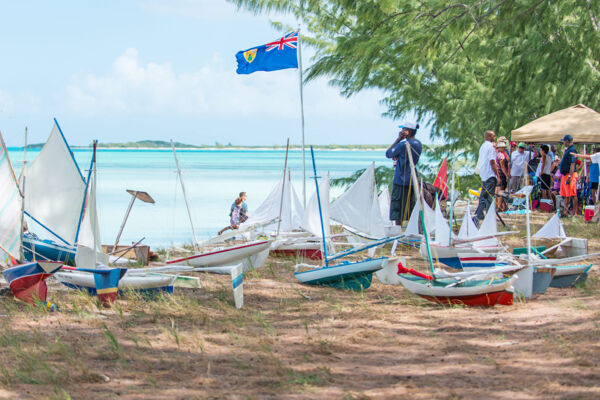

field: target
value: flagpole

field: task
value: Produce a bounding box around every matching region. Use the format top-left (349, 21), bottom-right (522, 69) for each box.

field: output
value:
top-left (297, 29), bottom-right (306, 208)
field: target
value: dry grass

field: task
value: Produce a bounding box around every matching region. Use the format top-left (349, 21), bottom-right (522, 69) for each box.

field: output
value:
top-left (0, 214), bottom-right (599, 399)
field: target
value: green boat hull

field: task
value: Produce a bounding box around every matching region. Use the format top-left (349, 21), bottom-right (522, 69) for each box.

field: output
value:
top-left (304, 271), bottom-right (374, 291)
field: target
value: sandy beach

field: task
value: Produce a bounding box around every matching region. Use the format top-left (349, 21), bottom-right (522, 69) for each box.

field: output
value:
top-left (1, 214), bottom-right (599, 400)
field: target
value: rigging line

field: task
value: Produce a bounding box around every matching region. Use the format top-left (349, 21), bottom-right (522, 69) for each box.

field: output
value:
top-left (53, 118), bottom-right (85, 183)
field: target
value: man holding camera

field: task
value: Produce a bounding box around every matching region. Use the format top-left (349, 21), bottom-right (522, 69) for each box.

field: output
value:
top-left (385, 121), bottom-right (422, 225)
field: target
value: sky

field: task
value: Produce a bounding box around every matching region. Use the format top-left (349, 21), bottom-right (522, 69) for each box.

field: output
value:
top-left (0, 0), bottom-right (430, 147)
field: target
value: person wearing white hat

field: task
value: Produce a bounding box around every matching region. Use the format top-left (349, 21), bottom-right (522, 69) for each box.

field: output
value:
top-left (385, 121), bottom-right (422, 225)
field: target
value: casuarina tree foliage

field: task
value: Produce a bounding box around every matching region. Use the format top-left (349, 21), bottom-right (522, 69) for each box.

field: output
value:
top-left (231, 0), bottom-right (600, 160)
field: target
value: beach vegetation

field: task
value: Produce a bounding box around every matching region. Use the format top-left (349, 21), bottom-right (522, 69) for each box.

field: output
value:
top-left (231, 0), bottom-right (600, 158)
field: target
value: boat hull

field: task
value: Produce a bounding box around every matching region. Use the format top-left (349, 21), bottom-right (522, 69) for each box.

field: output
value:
top-left (397, 275), bottom-right (517, 307)
top-left (532, 267), bottom-right (555, 294)
top-left (549, 264), bottom-right (592, 288)
top-left (23, 235), bottom-right (77, 265)
top-left (55, 270), bottom-right (176, 296)
top-left (166, 240), bottom-right (271, 269)
top-left (2, 262), bottom-right (63, 305)
top-left (294, 258), bottom-right (386, 291)
top-left (422, 242), bottom-right (504, 270)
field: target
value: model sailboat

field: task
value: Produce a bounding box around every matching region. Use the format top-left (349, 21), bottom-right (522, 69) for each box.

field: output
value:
top-left (20, 119), bottom-right (107, 265)
top-left (396, 144), bottom-right (517, 306)
top-left (0, 128), bottom-right (62, 307)
top-left (293, 147), bottom-right (390, 290)
top-left (165, 141), bottom-right (271, 271)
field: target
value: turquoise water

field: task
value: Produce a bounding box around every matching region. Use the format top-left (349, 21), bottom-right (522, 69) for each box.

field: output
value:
top-left (7, 148), bottom-right (390, 247)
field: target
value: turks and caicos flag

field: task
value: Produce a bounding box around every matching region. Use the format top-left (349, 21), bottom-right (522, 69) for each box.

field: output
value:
top-left (235, 31), bottom-right (299, 74)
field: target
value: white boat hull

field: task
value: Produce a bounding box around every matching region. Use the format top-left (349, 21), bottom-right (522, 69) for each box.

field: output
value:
top-left (167, 240), bottom-right (271, 270)
top-left (397, 274), bottom-right (517, 298)
top-left (55, 270), bottom-right (176, 291)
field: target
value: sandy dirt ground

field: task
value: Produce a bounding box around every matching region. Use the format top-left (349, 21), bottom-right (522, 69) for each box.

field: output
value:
top-left (1, 215), bottom-right (599, 400)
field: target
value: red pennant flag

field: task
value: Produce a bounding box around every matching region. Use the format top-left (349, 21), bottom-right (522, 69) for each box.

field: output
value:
top-left (433, 158), bottom-right (448, 199)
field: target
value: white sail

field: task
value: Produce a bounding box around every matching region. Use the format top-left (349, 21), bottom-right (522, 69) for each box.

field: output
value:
top-left (458, 205), bottom-right (478, 240)
top-left (330, 164), bottom-right (385, 237)
top-left (22, 122), bottom-right (85, 245)
top-left (534, 213), bottom-right (566, 239)
top-left (302, 174), bottom-right (330, 239)
top-left (75, 160), bottom-right (108, 266)
top-left (291, 183), bottom-right (304, 229)
top-left (433, 199), bottom-right (451, 245)
top-left (476, 202), bottom-right (498, 247)
top-left (0, 132), bottom-right (22, 260)
top-left (378, 186), bottom-right (391, 224)
top-left (243, 173), bottom-right (303, 233)
top-left (405, 200), bottom-right (435, 237)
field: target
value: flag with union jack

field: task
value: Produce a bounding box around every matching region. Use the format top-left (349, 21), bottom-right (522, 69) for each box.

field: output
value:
top-left (235, 31), bottom-right (299, 74)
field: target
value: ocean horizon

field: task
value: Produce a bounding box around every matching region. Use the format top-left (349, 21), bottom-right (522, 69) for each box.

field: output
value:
top-left (8, 148), bottom-right (391, 248)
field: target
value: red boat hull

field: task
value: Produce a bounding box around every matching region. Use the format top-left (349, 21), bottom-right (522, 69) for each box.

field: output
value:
top-left (9, 273), bottom-right (52, 304)
top-left (270, 248), bottom-right (323, 260)
top-left (418, 290), bottom-right (514, 307)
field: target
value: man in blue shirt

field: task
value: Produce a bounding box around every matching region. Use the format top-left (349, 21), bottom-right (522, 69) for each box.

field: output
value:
top-left (559, 134), bottom-right (577, 217)
top-left (385, 122), bottom-right (422, 225)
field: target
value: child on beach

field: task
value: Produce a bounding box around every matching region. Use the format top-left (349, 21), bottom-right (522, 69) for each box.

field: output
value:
top-left (218, 197), bottom-right (244, 235)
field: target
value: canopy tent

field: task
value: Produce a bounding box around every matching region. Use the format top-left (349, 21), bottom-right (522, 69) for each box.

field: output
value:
top-left (511, 104), bottom-right (600, 144)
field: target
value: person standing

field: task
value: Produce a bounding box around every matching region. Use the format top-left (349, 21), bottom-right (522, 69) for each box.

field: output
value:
top-left (559, 134), bottom-right (578, 217)
top-left (589, 147), bottom-right (600, 203)
top-left (473, 130), bottom-right (500, 227)
top-left (509, 143), bottom-right (536, 192)
top-left (495, 138), bottom-right (509, 211)
top-left (385, 121), bottom-right (422, 225)
top-left (538, 144), bottom-right (553, 201)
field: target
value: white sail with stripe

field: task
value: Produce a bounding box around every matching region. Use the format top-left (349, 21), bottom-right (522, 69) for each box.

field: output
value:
top-left (0, 131), bottom-right (23, 261)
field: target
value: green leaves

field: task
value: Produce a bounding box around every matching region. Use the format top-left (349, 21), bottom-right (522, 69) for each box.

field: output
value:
top-left (231, 0), bottom-right (600, 158)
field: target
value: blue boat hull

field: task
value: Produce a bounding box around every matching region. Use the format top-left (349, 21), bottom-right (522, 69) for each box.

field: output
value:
top-left (532, 269), bottom-right (554, 294)
top-left (550, 273), bottom-right (588, 288)
top-left (23, 236), bottom-right (77, 265)
top-left (61, 282), bottom-right (174, 297)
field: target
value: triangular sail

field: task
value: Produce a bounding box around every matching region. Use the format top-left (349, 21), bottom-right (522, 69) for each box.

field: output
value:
top-left (0, 132), bottom-right (23, 260)
top-left (75, 159), bottom-right (108, 267)
top-left (378, 186), bottom-right (391, 224)
top-left (534, 213), bottom-right (566, 239)
top-left (434, 199), bottom-right (451, 245)
top-left (22, 122), bottom-right (85, 245)
top-left (243, 173), bottom-right (303, 233)
top-left (458, 205), bottom-right (478, 239)
top-left (405, 200), bottom-right (435, 236)
top-left (476, 202), bottom-right (498, 247)
top-left (330, 164), bottom-right (385, 237)
top-left (291, 182), bottom-right (304, 229)
top-left (302, 174), bottom-right (330, 239)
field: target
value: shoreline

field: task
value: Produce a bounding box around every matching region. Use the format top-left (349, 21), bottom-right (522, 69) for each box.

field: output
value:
top-left (8, 146), bottom-right (388, 151)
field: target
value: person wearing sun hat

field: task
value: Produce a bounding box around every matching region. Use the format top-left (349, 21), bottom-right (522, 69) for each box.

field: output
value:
top-left (509, 142), bottom-right (536, 192)
top-left (559, 134), bottom-right (578, 217)
top-left (495, 137), bottom-right (509, 211)
top-left (385, 121), bottom-right (422, 225)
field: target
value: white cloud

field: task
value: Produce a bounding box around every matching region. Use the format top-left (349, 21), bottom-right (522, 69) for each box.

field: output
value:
top-left (0, 89), bottom-right (41, 115)
top-left (63, 48), bottom-right (387, 120)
